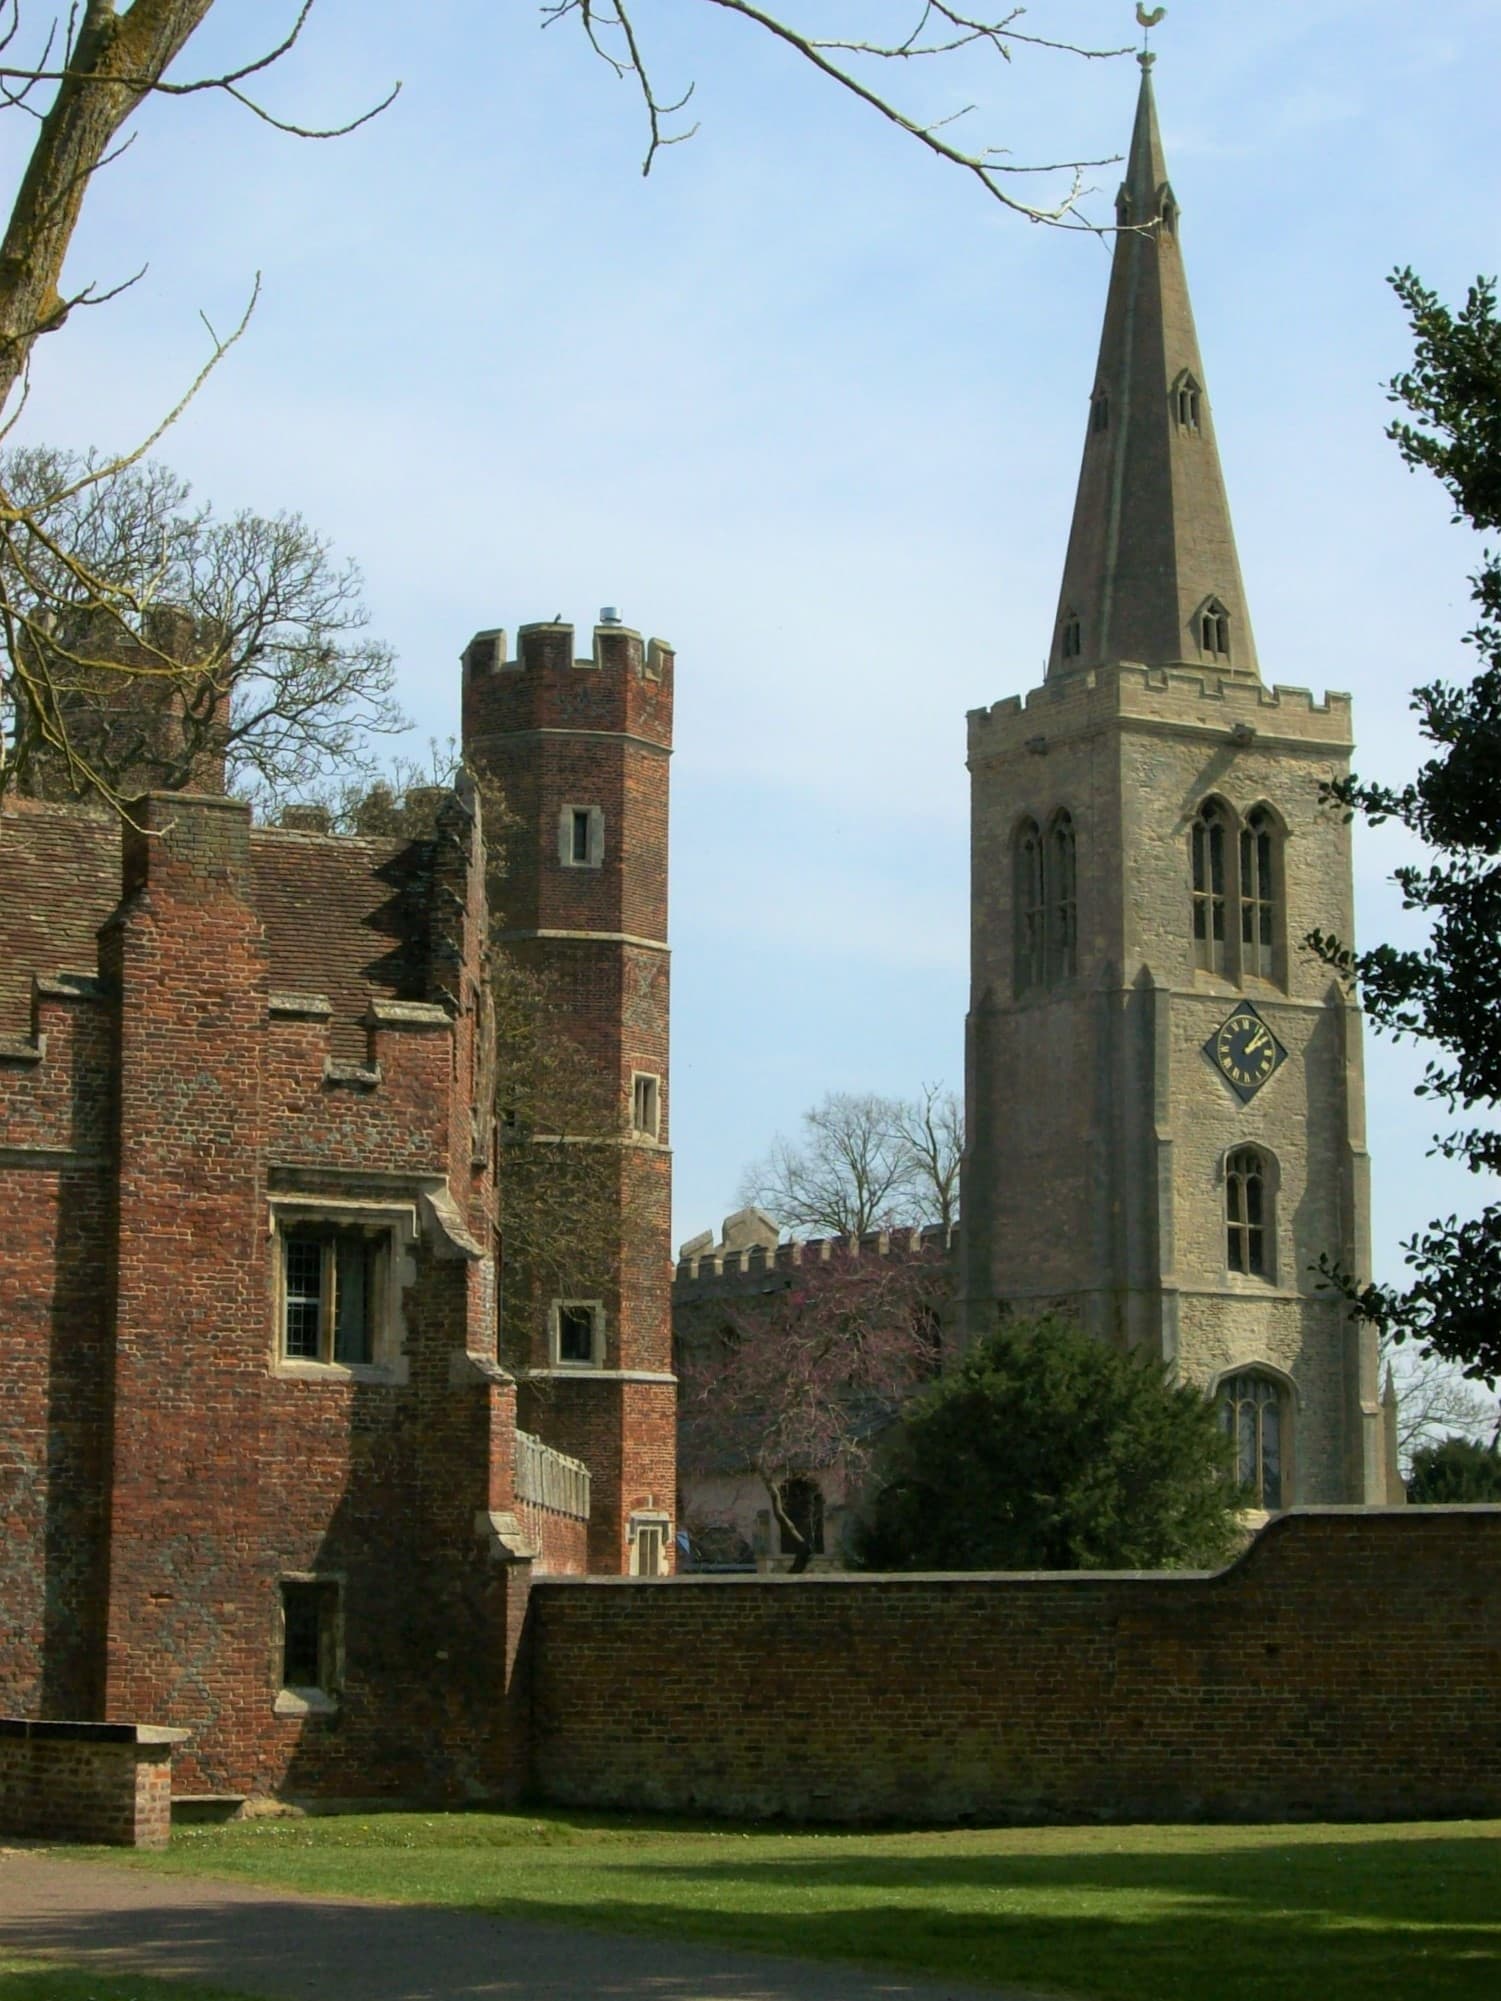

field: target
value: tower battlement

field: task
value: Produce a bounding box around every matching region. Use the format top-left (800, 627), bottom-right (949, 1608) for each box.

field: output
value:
top-left (968, 663), bottom-right (1353, 761)
top-left (462, 620), bottom-right (674, 748)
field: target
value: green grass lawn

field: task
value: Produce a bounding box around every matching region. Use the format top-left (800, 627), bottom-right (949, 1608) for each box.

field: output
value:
top-left (0, 1953), bottom-right (249, 2000)
top-left (88, 1809), bottom-right (1501, 2001)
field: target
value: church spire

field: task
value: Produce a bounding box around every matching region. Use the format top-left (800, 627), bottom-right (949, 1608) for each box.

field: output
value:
top-left (1047, 54), bottom-right (1259, 682)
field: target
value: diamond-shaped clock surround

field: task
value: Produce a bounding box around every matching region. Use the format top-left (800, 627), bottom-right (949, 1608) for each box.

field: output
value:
top-left (1203, 1001), bottom-right (1287, 1104)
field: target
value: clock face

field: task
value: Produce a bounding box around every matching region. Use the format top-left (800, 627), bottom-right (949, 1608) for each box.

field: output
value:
top-left (1204, 1004), bottom-right (1286, 1103)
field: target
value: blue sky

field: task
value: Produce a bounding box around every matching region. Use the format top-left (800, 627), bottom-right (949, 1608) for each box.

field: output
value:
top-left (10, 0), bottom-right (1501, 1278)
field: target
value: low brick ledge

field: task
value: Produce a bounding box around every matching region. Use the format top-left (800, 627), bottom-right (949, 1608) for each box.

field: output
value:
top-left (1, 1717), bottom-right (189, 1849)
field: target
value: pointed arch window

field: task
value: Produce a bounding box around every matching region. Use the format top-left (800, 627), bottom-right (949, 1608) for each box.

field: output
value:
top-left (1158, 185), bottom-right (1179, 236)
top-left (1240, 806), bottom-right (1279, 978)
top-left (1199, 598), bottom-right (1230, 658)
top-left (1091, 391), bottom-right (1110, 435)
top-left (1061, 611), bottom-right (1082, 660)
top-left (1175, 374), bottom-right (1203, 432)
top-left (1219, 1370), bottom-right (1284, 1510)
top-left (1225, 1146), bottom-right (1272, 1277)
top-left (1191, 800), bottom-right (1230, 973)
top-left (1014, 818), bottom-right (1046, 994)
top-left (1048, 811), bottom-right (1077, 980)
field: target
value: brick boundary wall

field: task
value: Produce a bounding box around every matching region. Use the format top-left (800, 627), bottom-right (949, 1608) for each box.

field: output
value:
top-left (0, 1720), bottom-right (186, 1848)
top-left (529, 1509), bottom-right (1501, 1825)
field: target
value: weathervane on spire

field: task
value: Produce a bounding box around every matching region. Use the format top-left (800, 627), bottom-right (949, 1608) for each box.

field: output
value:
top-left (1136, 3), bottom-right (1166, 67)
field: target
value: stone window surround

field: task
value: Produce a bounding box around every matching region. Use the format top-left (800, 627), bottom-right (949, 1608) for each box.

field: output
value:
top-left (630, 1069), bottom-right (662, 1142)
top-left (1195, 593), bottom-right (1231, 659)
top-left (273, 1571), bottom-right (344, 1718)
top-left (558, 802), bottom-right (605, 870)
top-left (267, 1195), bottom-right (418, 1385)
top-left (628, 1509), bottom-right (672, 1576)
top-left (549, 1296), bottom-right (607, 1370)
top-left (1223, 1142), bottom-right (1279, 1285)
top-left (1011, 806), bottom-right (1080, 997)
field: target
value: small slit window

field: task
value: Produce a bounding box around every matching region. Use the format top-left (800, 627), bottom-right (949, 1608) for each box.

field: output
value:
top-left (1177, 376), bottom-right (1202, 432)
top-left (1091, 393), bottom-right (1109, 435)
top-left (631, 1072), bottom-right (660, 1139)
top-left (1199, 599), bottom-right (1230, 658)
top-left (1061, 612), bottom-right (1082, 660)
top-left (559, 803), bottom-right (604, 869)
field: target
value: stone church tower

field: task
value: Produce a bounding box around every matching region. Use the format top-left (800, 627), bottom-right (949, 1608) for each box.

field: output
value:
top-left (961, 56), bottom-right (1387, 1506)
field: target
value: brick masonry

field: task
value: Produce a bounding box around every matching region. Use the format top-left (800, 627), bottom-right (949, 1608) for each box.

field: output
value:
top-left (463, 620), bottom-right (678, 1576)
top-left (529, 1509), bottom-right (1501, 1825)
top-left (0, 1719), bottom-right (182, 1848)
top-left (0, 777), bottom-right (532, 1802)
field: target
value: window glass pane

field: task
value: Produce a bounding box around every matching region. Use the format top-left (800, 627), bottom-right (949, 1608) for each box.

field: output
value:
top-left (334, 1238), bottom-right (372, 1365)
top-left (284, 1237), bottom-right (323, 1360)
top-left (1261, 1400), bottom-right (1283, 1509)
top-left (1237, 1400), bottom-right (1257, 1487)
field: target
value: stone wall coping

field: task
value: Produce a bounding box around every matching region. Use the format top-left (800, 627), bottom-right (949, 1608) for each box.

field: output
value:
top-left (0, 1717), bottom-right (190, 1745)
top-left (365, 998), bottom-right (451, 1028)
top-left (268, 990), bottom-right (334, 1018)
top-left (533, 1508), bottom-right (1498, 1592)
top-left (34, 972), bottom-right (106, 1002)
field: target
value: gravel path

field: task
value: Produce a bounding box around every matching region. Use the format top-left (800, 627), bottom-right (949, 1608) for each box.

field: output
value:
top-left (0, 1849), bottom-right (1044, 2001)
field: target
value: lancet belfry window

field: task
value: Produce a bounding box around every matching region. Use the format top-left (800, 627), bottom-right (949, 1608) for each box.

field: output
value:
top-left (1176, 374), bottom-right (1202, 431)
top-left (1015, 811), bottom-right (1078, 994)
top-left (1191, 797), bottom-right (1283, 985)
top-left (1225, 1146), bottom-right (1271, 1277)
top-left (1219, 1372), bottom-right (1284, 1510)
top-left (1049, 811), bottom-right (1077, 980)
top-left (1014, 818), bottom-right (1046, 993)
top-left (1240, 807), bottom-right (1276, 977)
top-left (1199, 600), bottom-right (1230, 657)
top-left (1092, 391), bottom-right (1110, 434)
top-left (1061, 611), bottom-right (1082, 660)
top-left (1191, 800), bottom-right (1229, 974)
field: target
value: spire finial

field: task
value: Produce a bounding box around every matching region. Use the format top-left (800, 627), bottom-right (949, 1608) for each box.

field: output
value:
top-left (1136, 5), bottom-right (1166, 60)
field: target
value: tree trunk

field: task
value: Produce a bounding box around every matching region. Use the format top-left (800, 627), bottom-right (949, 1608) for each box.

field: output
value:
top-left (0, 1), bottom-right (216, 410)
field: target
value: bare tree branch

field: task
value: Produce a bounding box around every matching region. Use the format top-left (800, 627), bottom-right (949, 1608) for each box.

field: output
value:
top-left (551, 0), bottom-right (1131, 226)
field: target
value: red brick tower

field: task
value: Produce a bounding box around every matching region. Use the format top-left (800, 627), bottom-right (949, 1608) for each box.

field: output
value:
top-left (461, 616), bottom-right (675, 1575)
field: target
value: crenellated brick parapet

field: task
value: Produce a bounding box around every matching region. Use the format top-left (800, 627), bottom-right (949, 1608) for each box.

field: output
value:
top-left (462, 620), bottom-right (674, 754)
top-left (674, 1223), bottom-right (958, 1302)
